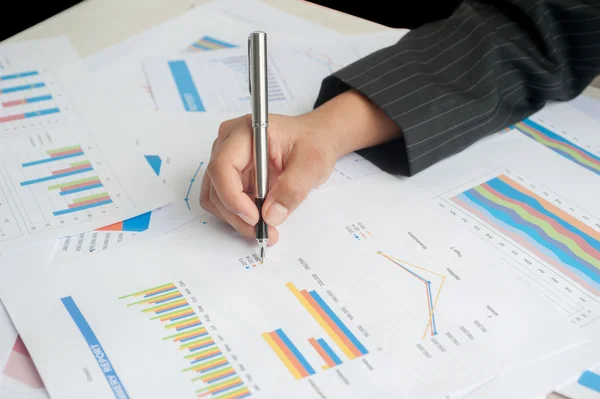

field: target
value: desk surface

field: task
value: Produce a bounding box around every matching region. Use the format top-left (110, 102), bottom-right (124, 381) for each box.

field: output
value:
top-left (2, 0), bottom-right (599, 93)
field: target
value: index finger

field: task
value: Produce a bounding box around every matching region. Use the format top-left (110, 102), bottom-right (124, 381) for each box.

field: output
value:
top-left (206, 123), bottom-right (258, 224)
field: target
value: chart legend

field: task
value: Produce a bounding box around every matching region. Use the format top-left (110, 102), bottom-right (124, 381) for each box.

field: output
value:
top-left (119, 282), bottom-right (252, 399)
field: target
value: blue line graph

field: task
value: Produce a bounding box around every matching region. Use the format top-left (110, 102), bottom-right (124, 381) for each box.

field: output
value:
top-left (378, 252), bottom-right (446, 338)
top-left (185, 161), bottom-right (204, 210)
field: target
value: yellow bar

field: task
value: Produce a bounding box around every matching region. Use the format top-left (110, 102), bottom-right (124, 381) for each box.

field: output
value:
top-left (118, 282), bottom-right (175, 299)
top-left (285, 282), bottom-right (355, 359)
top-left (261, 332), bottom-right (302, 380)
top-left (179, 336), bottom-right (213, 350)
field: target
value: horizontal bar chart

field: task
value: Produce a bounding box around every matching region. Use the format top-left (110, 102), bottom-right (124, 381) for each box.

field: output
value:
top-left (0, 70), bottom-right (38, 80)
top-left (186, 36), bottom-right (238, 52)
top-left (119, 283), bottom-right (251, 398)
top-left (22, 145), bottom-right (85, 167)
top-left (0, 107), bottom-right (60, 123)
top-left (53, 192), bottom-right (112, 216)
top-left (0, 82), bottom-right (45, 94)
top-left (48, 176), bottom-right (103, 196)
top-left (20, 160), bottom-right (93, 186)
top-left (2, 94), bottom-right (52, 107)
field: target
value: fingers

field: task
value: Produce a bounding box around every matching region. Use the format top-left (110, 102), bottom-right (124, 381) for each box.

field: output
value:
top-left (263, 142), bottom-right (331, 227)
top-left (207, 124), bottom-right (258, 225)
top-left (209, 184), bottom-right (255, 237)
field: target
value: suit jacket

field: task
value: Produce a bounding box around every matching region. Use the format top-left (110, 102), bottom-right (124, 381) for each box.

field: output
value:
top-left (314, 0), bottom-right (600, 176)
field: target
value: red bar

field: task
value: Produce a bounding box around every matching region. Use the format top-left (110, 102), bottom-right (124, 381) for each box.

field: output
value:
top-left (52, 163), bottom-right (91, 175)
top-left (60, 179), bottom-right (101, 192)
top-left (96, 220), bottom-right (123, 231)
top-left (68, 195), bottom-right (111, 209)
top-left (51, 148), bottom-right (84, 157)
top-left (2, 99), bottom-right (27, 107)
top-left (0, 113), bottom-right (25, 123)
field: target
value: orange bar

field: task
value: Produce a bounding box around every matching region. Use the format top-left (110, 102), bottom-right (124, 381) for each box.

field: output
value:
top-left (188, 338), bottom-right (215, 351)
top-left (151, 299), bottom-right (188, 314)
top-left (149, 292), bottom-right (182, 304)
top-left (268, 332), bottom-right (308, 378)
top-left (159, 310), bottom-right (193, 322)
top-left (142, 284), bottom-right (176, 298)
top-left (308, 338), bottom-right (335, 368)
top-left (171, 318), bottom-right (201, 330)
top-left (196, 359), bottom-right (228, 373)
top-left (209, 378), bottom-right (242, 394)
top-left (300, 290), bottom-right (362, 358)
top-left (174, 327), bottom-right (207, 342)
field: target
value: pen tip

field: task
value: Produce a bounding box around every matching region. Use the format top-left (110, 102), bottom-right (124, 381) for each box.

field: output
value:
top-left (258, 240), bottom-right (267, 263)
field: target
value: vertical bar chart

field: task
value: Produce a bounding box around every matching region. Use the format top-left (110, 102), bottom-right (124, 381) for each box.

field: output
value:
top-left (308, 337), bottom-right (342, 370)
top-left (261, 329), bottom-right (315, 380)
top-left (119, 283), bottom-right (252, 399)
top-left (286, 282), bottom-right (368, 360)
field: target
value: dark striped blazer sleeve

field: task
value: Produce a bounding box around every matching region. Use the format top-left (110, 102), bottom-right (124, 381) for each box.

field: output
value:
top-left (313, 0), bottom-right (600, 176)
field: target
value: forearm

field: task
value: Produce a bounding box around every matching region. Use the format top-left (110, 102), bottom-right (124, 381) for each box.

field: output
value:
top-left (305, 89), bottom-right (402, 157)
top-left (314, 0), bottom-right (600, 175)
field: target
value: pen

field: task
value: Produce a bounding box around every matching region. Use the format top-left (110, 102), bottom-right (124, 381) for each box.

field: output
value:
top-left (248, 31), bottom-right (269, 262)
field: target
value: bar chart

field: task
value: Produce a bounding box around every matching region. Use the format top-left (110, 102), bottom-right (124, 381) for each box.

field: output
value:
top-left (17, 144), bottom-right (113, 218)
top-left (119, 282), bottom-right (253, 399)
top-left (262, 282), bottom-right (367, 380)
top-left (184, 36), bottom-right (238, 52)
top-left (0, 68), bottom-right (69, 133)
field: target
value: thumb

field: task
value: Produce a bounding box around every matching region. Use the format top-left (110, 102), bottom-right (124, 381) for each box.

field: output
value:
top-left (263, 144), bottom-right (332, 226)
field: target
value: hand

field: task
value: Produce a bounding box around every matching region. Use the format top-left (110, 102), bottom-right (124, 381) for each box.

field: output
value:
top-left (200, 112), bottom-right (338, 245)
top-left (200, 90), bottom-right (401, 245)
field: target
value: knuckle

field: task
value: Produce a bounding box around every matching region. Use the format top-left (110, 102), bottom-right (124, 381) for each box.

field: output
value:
top-left (277, 179), bottom-right (306, 206)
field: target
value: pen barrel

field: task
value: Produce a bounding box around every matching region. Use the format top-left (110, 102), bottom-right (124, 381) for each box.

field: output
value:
top-left (253, 126), bottom-right (269, 198)
top-left (248, 31), bottom-right (268, 126)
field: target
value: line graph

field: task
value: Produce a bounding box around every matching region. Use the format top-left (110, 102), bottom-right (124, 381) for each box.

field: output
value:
top-left (377, 252), bottom-right (446, 339)
top-left (185, 161), bottom-right (204, 210)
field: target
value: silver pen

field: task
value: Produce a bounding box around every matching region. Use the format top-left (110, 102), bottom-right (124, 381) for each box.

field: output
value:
top-left (248, 31), bottom-right (269, 261)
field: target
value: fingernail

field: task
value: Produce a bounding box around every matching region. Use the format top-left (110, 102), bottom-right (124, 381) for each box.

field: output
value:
top-left (238, 213), bottom-right (257, 225)
top-left (266, 203), bottom-right (288, 226)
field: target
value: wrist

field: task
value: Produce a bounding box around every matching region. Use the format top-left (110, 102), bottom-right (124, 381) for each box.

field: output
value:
top-left (305, 89), bottom-right (401, 157)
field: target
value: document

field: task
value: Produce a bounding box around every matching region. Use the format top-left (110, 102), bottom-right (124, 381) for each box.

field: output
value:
top-left (0, 173), bottom-right (585, 399)
top-left (0, 38), bottom-right (173, 252)
top-left (141, 43), bottom-right (363, 115)
top-left (49, 111), bottom-right (381, 263)
top-left (0, 301), bottom-right (48, 399)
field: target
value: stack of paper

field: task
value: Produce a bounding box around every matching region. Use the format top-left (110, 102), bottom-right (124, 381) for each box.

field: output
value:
top-left (0, 0), bottom-right (598, 398)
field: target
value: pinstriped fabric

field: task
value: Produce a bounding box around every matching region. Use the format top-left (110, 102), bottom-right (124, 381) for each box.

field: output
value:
top-left (314, 0), bottom-right (600, 176)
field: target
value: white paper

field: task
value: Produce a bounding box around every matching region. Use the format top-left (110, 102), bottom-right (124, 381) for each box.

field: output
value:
top-left (0, 172), bottom-right (585, 399)
top-left (0, 301), bottom-right (49, 399)
top-left (554, 361), bottom-right (600, 399)
top-left (142, 41), bottom-right (363, 115)
top-left (50, 109), bottom-right (382, 263)
top-left (0, 38), bottom-right (173, 253)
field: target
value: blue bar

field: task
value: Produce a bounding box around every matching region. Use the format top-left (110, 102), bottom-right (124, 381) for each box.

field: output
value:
top-left (189, 342), bottom-right (215, 352)
top-left (22, 151), bottom-right (84, 167)
top-left (156, 303), bottom-right (188, 315)
top-left (309, 291), bottom-right (369, 355)
top-left (201, 36), bottom-right (237, 48)
top-left (0, 82), bottom-right (45, 93)
top-left (578, 370), bottom-right (600, 393)
top-left (177, 321), bottom-right (202, 331)
top-left (20, 167), bottom-right (94, 186)
top-left (181, 332), bottom-right (208, 343)
top-left (53, 199), bottom-right (112, 216)
top-left (61, 296), bottom-right (130, 399)
top-left (26, 94), bottom-right (53, 103)
top-left (154, 293), bottom-right (183, 304)
top-left (201, 361), bottom-right (230, 374)
top-left (274, 328), bottom-right (315, 375)
top-left (121, 212), bottom-right (152, 232)
top-left (191, 353), bottom-right (221, 364)
top-left (0, 71), bottom-right (38, 80)
top-left (24, 107), bottom-right (60, 118)
top-left (168, 61), bottom-right (205, 112)
top-left (317, 338), bottom-right (342, 365)
top-left (60, 183), bottom-right (103, 196)
top-left (144, 155), bottom-right (162, 176)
